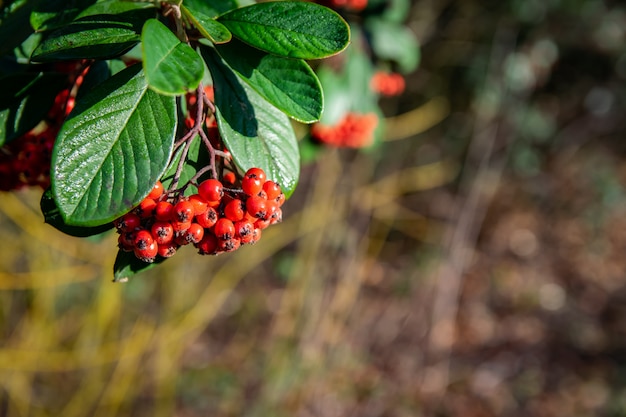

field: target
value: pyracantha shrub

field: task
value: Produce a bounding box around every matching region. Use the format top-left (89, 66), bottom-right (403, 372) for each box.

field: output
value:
top-left (0, 0), bottom-right (350, 280)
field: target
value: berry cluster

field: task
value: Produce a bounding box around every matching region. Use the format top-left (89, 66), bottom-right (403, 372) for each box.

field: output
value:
top-left (115, 167), bottom-right (284, 262)
top-left (370, 71), bottom-right (405, 96)
top-left (310, 112), bottom-right (378, 148)
top-left (0, 62), bottom-right (85, 191)
top-left (0, 88), bottom-right (75, 191)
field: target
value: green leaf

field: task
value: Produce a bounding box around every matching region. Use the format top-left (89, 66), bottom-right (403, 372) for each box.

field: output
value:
top-left (30, 0), bottom-right (97, 31)
top-left (141, 18), bottom-right (204, 95)
top-left (30, 8), bottom-right (154, 62)
top-left (0, 71), bottom-right (67, 146)
top-left (51, 65), bottom-right (177, 226)
top-left (76, 0), bottom-right (155, 19)
top-left (365, 18), bottom-right (420, 73)
top-left (0, 0), bottom-right (40, 56)
top-left (181, 0), bottom-right (237, 18)
top-left (218, 1), bottom-right (350, 59)
top-left (216, 40), bottom-right (322, 123)
top-left (40, 189), bottom-right (113, 237)
top-left (205, 47), bottom-right (299, 197)
top-left (113, 249), bottom-right (166, 282)
top-left (181, 4), bottom-right (231, 44)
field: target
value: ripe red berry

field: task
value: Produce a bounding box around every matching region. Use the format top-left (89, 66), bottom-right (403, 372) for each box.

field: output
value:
top-left (157, 242), bottom-right (178, 258)
top-left (218, 237), bottom-right (241, 252)
top-left (118, 232), bottom-right (136, 252)
top-left (198, 178), bottom-right (224, 202)
top-left (171, 220), bottom-right (192, 234)
top-left (246, 195), bottom-right (268, 219)
top-left (189, 194), bottom-right (208, 216)
top-left (223, 171), bottom-right (236, 185)
top-left (196, 233), bottom-right (219, 255)
top-left (224, 198), bottom-right (245, 222)
top-left (133, 229), bottom-right (154, 251)
top-left (115, 212), bottom-right (141, 232)
top-left (151, 221), bottom-right (174, 245)
top-left (134, 240), bottom-right (158, 262)
top-left (173, 200), bottom-right (195, 223)
top-left (147, 181), bottom-right (164, 200)
top-left (248, 227), bottom-right (261, 245)
top-left (262, 180), bottom-right (281, 201)
top-left (234, 220), bottom-right (254, 239)
top-left (275, 192), bottom-right (285, 207)
top-left (244, 167), bottom-right (266, 183)
top-left (183, 223), bottom-right (205, 244)
top-left (195, 206), bottom-right (218, 228)
top-left (155, 201), bottom-right (175, 221)
top-left (254, 218), bottom-right (271, 230)
top-left (214, 218), bottom-right (235, 240)
top-left (269, 208), bottom-right (283, 224)
top-left (136, 198), bottom-right (157, 218)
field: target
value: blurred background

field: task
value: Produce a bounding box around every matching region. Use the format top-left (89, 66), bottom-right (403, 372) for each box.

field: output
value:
top-left (2, 0), bottom-right (626, 416)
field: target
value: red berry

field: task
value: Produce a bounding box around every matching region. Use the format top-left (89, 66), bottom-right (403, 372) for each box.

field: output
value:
top-left (218, 237), bottom-right (241, 252)
top-left (133, 229), bottom-right (154, 251)
top-left (147, 181), bottom-right (164, 200)
top-left (234, 220), bottom-right (254, 239)
top-left (214, 218), bottom-right (235, 240)
top-left (155, 201), bottom-right (175, 221)
top-left (173, 200), bottom-right (195, 223)
top-left (269, 208), bottom-right (283, 224)
top-left (157, 242), bottom-right (178, 258)
top-left (242, 175), bottom-right (263, 196)
top-left (246, 195), bottom-right (268, 219)
top-left (223, 171), bottom-right (236, 185)
top-left (183, 223), bottom-right (205, 244)
top-left (224, 198), bottom-right (245, 222)
top-left (115, 212), bottom-right (141, 232)
top-left (134, 240), bottom-right (158, 262)
top-left (248, 227), bottom-right (262, 245)
top-left (189, 194), bottom-right (208, 216)
top-left (196, 234), bottom-right (219, 255)
top-left (136, 198), bottom-right (157, 218)
top-left (262, 180), bottom-right (281, 201)
top-left (244, 167), bottom-right (266, 183)
top-left (198, 178), bottom-right (224, 202)
top-left (118, 232), bottom-right (135, 252)
top-left (275, 192), bottom-right (285, 207)
top-left (172, 220), bottom-right (192, 234)
top-left (254, 218), bottom-right (271, 230)
top-left (151, 221), bottom-right (174, 245)
top-left (195, 206), bottom-right (218, 229)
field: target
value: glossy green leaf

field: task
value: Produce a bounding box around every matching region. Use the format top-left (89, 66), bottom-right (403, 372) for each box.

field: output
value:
top-left (216, 40), bottom-right (322, 123)
top-left (30, 0), bottom-right (97, 31)
top-left (30, 8), bottom-right (153, 62)
top-left (0, 0), bottom-right (39, 56)
top-left (205, 48), bottom-right (299, 197)
top-left (51, 65), bottom-right (177, 226)
top-left (40, 189), bottom-right (113, 237)
top-left (113, 249), bottom-right (166, 282)
top-left (181, 0), bottom-right (237, 18)
top-left (182, 5), bottom-right (231, 44)
top-left (218, 1), bottom-right (350, 59)
top-left (141, 18), bottom-right (204, 95)
top-left (76, 0), bottom-right (155, 19)
top-left (0, 71), bottom-right (67, 145)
